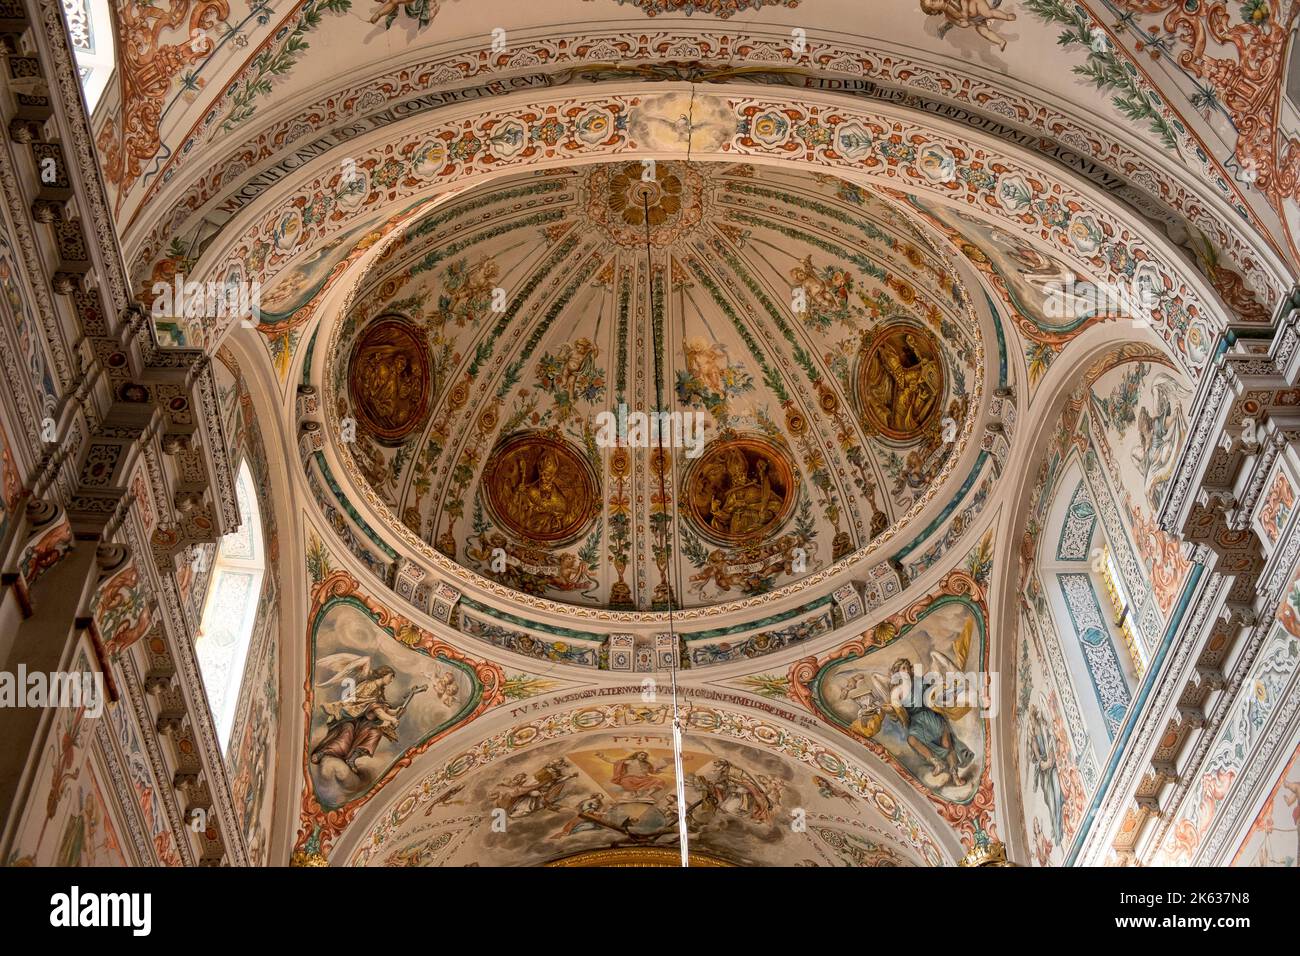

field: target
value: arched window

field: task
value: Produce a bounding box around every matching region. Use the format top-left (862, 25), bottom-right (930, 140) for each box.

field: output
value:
top-left (1036, 460), bottom-right (1140, 751)
top-left (195, 462), bottom-right (265, 750)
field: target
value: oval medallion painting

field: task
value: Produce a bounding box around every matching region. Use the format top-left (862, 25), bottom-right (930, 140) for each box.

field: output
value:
top-left (483, 432), bottom-right (600, 546)
top-left (855, 324), bottom-right (945, 441)
top-left (347, 316), bottom-right (431, 445)
top-left (683, 436), bottom-right (797, 546)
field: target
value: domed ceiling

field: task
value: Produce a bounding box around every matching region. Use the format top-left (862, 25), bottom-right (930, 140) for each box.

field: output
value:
top-left (57, 0), bottom-right (1300, 872)
top-left (322, 160), bottom-right (985, 610)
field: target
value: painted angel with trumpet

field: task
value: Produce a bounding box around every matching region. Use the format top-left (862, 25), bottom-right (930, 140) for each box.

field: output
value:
top-left (841, 615), bottom-right (978, 788)
top-left (309, 654), bottom-right (427, 776)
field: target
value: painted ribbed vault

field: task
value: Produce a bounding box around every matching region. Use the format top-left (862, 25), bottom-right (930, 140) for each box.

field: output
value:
top-left (321, 161), bottom-right (983, 610)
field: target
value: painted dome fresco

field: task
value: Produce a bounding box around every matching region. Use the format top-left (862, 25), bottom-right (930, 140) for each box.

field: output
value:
top-left (321, 160), bottom-right (988, 611)
top-left (348, 730), bottom-right (936, 867)
top-left (14, 0), bottom-right (1300, 879)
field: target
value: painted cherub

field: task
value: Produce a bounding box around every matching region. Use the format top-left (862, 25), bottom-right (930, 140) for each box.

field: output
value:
top-left (432, 671), bottom-right (459, 707)
top-left (683, 336), bottom-right (729, 395)
top-left (368, 0), bottom-right (404, 24)
top-left (556, 338), bottom-right (598, 403)
top-left (921, 0), bottom-right (1017, 52)
top-left (690, 548), bottom-right (739, 595)
top-left (789, 255), bottom-right (842, 315)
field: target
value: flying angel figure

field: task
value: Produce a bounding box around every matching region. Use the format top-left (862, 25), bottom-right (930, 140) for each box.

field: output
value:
top-left (922, 0), bottom-right (1017, 52)
top-left (310, 654), bottom-right (426, 775)
top-left (845, 616), bottom-right (979, 788)
top-left (1132, 373), bottom-right (1188, 510)
top-left (316, 653), bottom-right (373, 692)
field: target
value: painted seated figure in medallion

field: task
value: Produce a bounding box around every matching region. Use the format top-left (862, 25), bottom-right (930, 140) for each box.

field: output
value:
top-left (685, 437), bottom-right (797, 545)
top-left (509, 449), bottom-right (569, 536)
top-left (856, 325), bottom-right (945, 441)
top-left (483, 433), bottom-right (599, 546)
top-left (346, 316), bottom-right (431, 445)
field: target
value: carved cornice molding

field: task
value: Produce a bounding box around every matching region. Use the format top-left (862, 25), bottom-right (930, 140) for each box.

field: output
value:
top-left (1097, 286), bottom-right (1300, 864)
top-left (0, 0), bottom-right (246, 866)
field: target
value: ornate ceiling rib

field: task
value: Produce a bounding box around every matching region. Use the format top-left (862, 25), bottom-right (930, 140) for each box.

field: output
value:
top-left (107, 20), bottom-right (1290, 320)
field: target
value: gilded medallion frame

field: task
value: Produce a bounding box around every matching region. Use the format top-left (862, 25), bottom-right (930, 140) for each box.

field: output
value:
top-left (854, 322), bottom-right (947, 443)
top-left (481, 430), bottom-right (601, 547)
top-left (345, 314), bottom-right (432, 446)
top-left (681, 434), bottom-right (799, 547)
